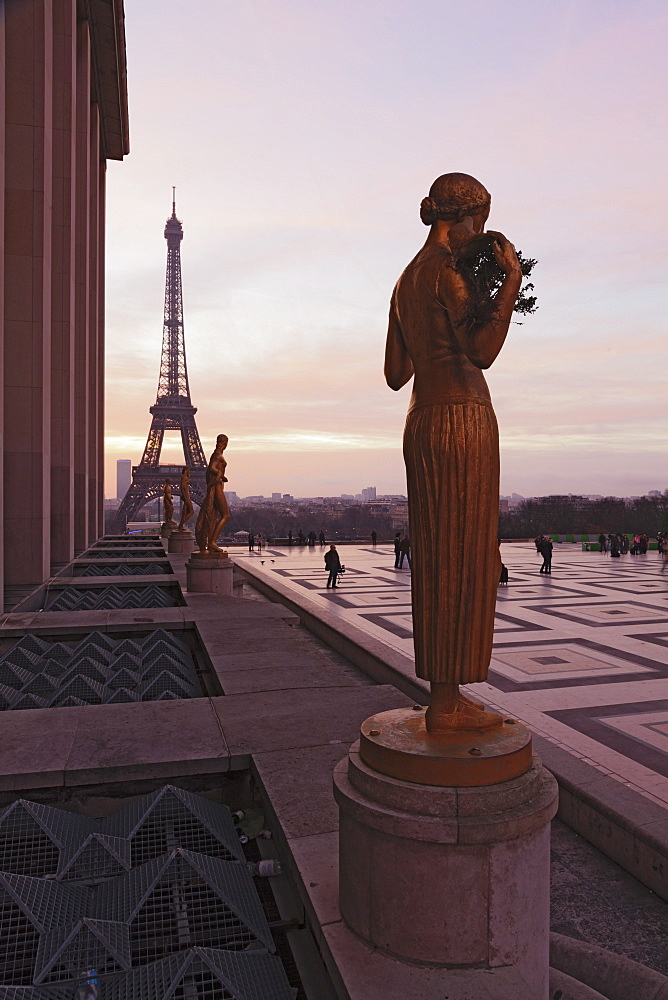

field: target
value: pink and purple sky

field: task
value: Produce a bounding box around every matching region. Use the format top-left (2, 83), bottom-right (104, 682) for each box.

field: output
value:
top-left (104, 0), bottom-right (668, 499)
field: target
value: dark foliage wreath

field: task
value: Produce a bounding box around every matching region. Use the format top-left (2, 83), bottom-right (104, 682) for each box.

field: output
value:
top-left (457, 237), bottom-right (537, 328)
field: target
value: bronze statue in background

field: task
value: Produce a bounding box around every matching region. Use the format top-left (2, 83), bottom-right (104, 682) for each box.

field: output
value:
top-left (194, 434), bottom-right (230, 554)
top-left (162, 478), bottom-right (176, 524)
top-left (177, 467), bottom-right (194, 531)
top-left (385, 173), bottom-right (522, 734)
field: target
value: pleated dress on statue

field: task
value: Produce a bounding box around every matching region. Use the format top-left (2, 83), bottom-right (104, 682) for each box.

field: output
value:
top-left (392, 245), bottom-right (501, 685)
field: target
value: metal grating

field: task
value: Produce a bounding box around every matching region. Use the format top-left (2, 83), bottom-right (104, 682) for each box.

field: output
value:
top-left (103, 948), bottom-right (295, 1000)
top-left (104, 785), bottom-right (244, 868)
top-left (0, 786), bottom-right (243, 881)
top-left (44, 586), bottom-right (178, 612)
top-left (0, 787), bottom-right (294, 997)
top-left (80, 563), bottom-right (169, 576)
top-left (0, 633), bottom-right (200, 710)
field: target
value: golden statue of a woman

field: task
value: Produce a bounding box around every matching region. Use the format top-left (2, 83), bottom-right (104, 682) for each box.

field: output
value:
top-left (162, 478), bottom-right (176, 524)
top-left (177, 467), bottom-right (194, 531)
top-left (385, 173), bottom-right (522, 734)
top-left (194, 434), bottom-right (230, 554)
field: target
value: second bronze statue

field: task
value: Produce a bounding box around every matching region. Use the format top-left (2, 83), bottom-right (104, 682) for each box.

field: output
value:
top-left (385, 172), bottom-right (522, 734)
top-left (177, 467), bottom-right (194, 531)
top-left (194, 434), bottom-right (230, 555)
top-left (162, 478), bottom-right (176, 525)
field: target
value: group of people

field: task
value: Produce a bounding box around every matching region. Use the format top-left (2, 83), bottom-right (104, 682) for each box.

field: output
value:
top-left (393, 532), bottom-right (411, 569)
top-left (597, 532), bottom-right (650, 557)
top-left (534, 535), bottom-right (553, 574)
top-left (247, 532), bottom-right (264, 551)
top-left (288, 529), bottom-right (327, 546)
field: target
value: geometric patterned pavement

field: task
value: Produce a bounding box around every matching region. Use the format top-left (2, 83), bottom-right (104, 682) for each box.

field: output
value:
top-left (237, 541), bottom-right (668, 809)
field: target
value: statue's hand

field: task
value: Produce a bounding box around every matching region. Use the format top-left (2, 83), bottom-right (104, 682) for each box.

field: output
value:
top-left (488, 231), bottom-right (521, 278)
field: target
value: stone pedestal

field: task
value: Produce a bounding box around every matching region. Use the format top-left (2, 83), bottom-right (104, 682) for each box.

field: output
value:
top-left (333, 743), bottom-right (558, 1000)
top-left (168, 530), bottom-right (194, 554)
top-left (160, 522), bottom-right (177, 538)
top-left (186, 553), bottom-right (234, 596)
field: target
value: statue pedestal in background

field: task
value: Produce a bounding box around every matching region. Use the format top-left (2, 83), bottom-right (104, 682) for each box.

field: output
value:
top-left (334, 742), bottom-right (557, 998)
top-left (160, 521), bottom-right (176, 539)
top-left (168, 529), bottom-right (194, 554)
top-left (186, 550), bottom-right (233, 596)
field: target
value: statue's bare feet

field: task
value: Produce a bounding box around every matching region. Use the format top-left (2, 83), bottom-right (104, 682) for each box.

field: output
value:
top-left (425, 699), bottom-right (503, 733)
top-left (457, 690), bottom-right (486, 712)
top-left (425, 682), bottom-right (503, 733)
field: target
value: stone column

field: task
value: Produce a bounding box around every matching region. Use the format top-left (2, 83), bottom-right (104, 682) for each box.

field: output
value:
top-left (334, 743), bottom-right (558, 999)
top-left (72, 17), bottom-right (90, 553)
top-left (95, 163), bottom-right (105, 539)
top-left (3, 0), bottom-right (54, 589)
top-left (86, 100), bottom-right (100, 544)
top-left (0, 2), bottom-right (6, 599)
top-left (50, 0), bottom-right (76, 569)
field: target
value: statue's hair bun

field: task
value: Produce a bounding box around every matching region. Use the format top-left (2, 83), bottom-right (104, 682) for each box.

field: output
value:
top-left (420, 196), bottom-right (439, 226)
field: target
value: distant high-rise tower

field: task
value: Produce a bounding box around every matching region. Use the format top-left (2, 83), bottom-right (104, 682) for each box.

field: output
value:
top-left (112, 194), bottom-right (208, 529)
top-left (362, 486), bottom-right (377, 502)
top-left (116, 460), bottom-right (132, 500)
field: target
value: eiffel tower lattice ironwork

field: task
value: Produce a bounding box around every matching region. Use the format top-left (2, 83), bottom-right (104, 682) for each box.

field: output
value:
top-left (112, 194), bottom-right (207, 530)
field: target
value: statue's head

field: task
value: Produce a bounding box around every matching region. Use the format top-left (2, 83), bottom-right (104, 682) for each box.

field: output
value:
top-left (216, 434), bottom-right (228, 449)
top-left (420, 173), bottom-right (490, 227)
top-left (182, 466), bottom-right (189, 475)
top-left (165, 478), bottom-right (171, 485)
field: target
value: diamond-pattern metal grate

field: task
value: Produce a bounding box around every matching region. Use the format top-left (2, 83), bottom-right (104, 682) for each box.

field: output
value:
top-left (80, 563), bottom-right (169, 576)
top-left (44, 586), bottom-right (178, 612)
top-left (0, 787), bottom-right (294, 997)
top-left (0, 632), bottom-right (200, 710)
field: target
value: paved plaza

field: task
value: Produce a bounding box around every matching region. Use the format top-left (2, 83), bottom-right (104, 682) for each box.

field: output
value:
top-left (237, 541), bottom-right (668, 811)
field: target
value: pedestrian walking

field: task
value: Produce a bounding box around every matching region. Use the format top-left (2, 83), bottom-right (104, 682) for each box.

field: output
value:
top-left (248, 532), bottom-right (254, 552)
top-left (319, 530), bottom-right (326, 545)
top-left (371, 530), bottom-right (377, 547)
top-left (324, 544), bottom-right (342, 588)
top-left (659, 536), bottom-right (668, 573)
top-left (393, 532), bottom-right (402, 568)
top-left (538, 536), bottom-right (552, 574)
top-left (399, 534), bottom-right (411, 569)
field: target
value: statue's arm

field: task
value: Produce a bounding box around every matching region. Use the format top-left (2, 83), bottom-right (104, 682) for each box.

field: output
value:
top-left (438, 233), bottom-right (522, 370)
top-left (384, 299), bottom-right (414, 390)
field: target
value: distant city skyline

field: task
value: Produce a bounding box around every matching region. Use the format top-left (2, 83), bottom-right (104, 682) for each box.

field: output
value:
top-left (104, 1), bottom-right (668, 501)
top-left (109, 464), bottom-right (666, 504)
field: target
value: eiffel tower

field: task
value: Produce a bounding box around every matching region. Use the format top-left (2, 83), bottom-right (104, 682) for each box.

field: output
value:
top-left (112, 193), bottom-right (207, 530)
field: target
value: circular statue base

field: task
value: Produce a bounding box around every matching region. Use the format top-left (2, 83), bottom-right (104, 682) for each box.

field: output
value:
top-left (168, 530), bottom-right (194, 554)
top-left (359, 707), bottom-right (532, 787)
top-left (334, 744), bottom-right (558, 988)
top-left (186, 551), bottom-right (233, 597)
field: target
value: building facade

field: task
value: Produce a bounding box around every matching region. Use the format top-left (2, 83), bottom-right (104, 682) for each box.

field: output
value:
top-left (1, 0), bottom-right (129, 602)
top-left (116, 458), bottom-right (131, 500)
